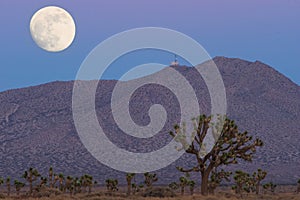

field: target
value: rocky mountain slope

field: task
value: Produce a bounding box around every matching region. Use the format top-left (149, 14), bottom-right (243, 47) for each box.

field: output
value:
top-left (0, 57), bottom-right (299, 185)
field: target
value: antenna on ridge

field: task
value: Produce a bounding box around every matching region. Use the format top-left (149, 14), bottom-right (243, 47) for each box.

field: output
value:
top-left (171, 54), bottom-right (179, 66)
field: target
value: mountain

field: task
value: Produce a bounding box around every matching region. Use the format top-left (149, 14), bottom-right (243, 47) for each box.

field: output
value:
top-left (0, 57), bottom-right (299, 185)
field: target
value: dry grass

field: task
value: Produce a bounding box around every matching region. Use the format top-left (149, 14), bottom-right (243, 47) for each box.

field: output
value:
top-left (1, 187), bottom-right (300, 200)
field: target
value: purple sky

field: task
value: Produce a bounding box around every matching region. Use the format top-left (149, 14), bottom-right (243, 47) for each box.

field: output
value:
top-left (0, 0), bottom-right (299, 91)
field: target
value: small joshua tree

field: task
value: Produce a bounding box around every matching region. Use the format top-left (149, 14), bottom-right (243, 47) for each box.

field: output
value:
top-left (169, 173), bottom-right (196, 196)
top-left (86, 175), bottom-right (94, 194)
top-left (40, 177), bottom-right (47, 187)
top-left (188, 180), bottom-right (196, 195)
top-left (169, 182), bottom-right (179, 191)
top-left (0, 177), bottom-right (4, 189)
top-left (81, 174), bottom-right (93, 194)
top-left (126, 173), bottom-right (135, 195)
top-left (232, 170), bottom-right (252, 198)
top-left (14, 180), bottom-right (25, 196)
top-left (252, 168), bottom-right (267, 195)
top-left (22, 167), bottom-right (40, 195)
top-left (73, 177), bottom-right (82, 194)
top-left (208, 169), bottom-right (231, 194)
top-left (297, 179), bottom-right (300, 194)
top-left (52, 174), bottom-right (59, 188)
top-left (65, 176), bottom-right (74, 196)
top-left (144, 172), bottom-right (158, 188)
top-left (106, 179), bottom-right (118, 192)
top-left (169, 115), bottom-right (263, 195)
top-left (179, 176), bottom-right (189, 195)
top-left (58, 173), bottom-right (64, 191)
top-left (132, 183), bottom-right (144, 194)
top-left (6, 177), bottom-right (11, 197)
top-left (48, 166), bottom-right (53, 188)
top-left (263, 182), bottom-right (277, 195)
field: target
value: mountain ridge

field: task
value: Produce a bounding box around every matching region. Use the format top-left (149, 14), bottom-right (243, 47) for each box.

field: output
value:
top-left (0, 57), bottom-right (299, 185)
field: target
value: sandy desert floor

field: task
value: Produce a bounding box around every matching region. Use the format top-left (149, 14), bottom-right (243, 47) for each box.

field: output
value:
top-left (1, 186), bottom-right (300, 200)
top-left (1, 193), bottom-right (300, 200)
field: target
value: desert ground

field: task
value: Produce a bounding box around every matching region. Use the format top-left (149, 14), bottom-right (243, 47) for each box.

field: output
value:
top-left (1, 185), bottom-right (300, 200)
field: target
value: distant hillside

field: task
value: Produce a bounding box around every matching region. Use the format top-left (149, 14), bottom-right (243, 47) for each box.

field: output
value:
top-left (0, 57), bottom-right (299, 185)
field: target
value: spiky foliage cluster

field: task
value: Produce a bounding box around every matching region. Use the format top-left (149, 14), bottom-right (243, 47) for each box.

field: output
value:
top-left (106, 179), bottom-right (118, 192)
top-left (126, 173), bottom-right (135, 195)
top-left (6, 177), bottom-right (11, 196)
top-left (232, 169), bottom-right (267, 197)
top-left (170, 115), bottom-right (263, 195)
top-left (232, 170), bottom-right (253, 197)
top-left (47, 167), bottom-right (97, 196)
top-left (81, 174), bottom-right (94, 194)
top-left (22, 167), bottom-right (41, 195)
top-left (252, 168), bottom-right (267, 195)
top-left (0, 166), bottom-right (97, 197)
top-left (49, 166), bottom-right (53, 187)
top-left (131, 183), bottom-right (144, 195)
top-left (169, 173), bottom-right (196, 195)
top-left (144, 172), bottom-right (158, 188)
top-left (208, 169), bottom-right (232, 194)
top-left (14, 180), bottom-right (25, 196)
top-left (179, 176), bottom-right (189, 195)
top-left (263, 182), bottom-right (277, 195)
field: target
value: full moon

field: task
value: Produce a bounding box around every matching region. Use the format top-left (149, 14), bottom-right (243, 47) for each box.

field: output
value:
top-left (30, 6), bottom-right (76, 52)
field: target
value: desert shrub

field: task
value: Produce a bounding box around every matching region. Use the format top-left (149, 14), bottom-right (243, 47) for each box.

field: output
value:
top-left (142, 187), bottom-right (176, 197)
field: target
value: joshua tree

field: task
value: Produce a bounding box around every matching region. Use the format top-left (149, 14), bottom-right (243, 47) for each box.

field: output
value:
top-left (58, 173), bottom-right (64, 191)
top-left (52, 174), bottom-right (59, 188)
top-left (22, 167), bottom-right (41, 195)
top-left (93, 180), bottom-right (98, 192)
top-left (188, 180), bottom-right (196, 195)
top-left (81, 174), bottom-right (93, 194)
top-left (49, 166), bottom-right (53, 187)
top-left (105, 179), bottom-right (118, 192)
top-left (86, 175), bottom-right (94, 194)
top-left (208, 169), bottom-right (231, 194)
top-left (179, 176), bottom-right (189, 195)
top-left (144, 172), bottom-right (158, 188)
top-left (252, 168), bottom-right (267, 195)
top-left (6, 177), bottom-right (11, 197)
top-left (73, 177), bottom-right (82, 194)
top-left (65, 176), bottom-right (74, 196)
top-left (232, 170), bottom-right (257, 198)
top-left (126, 173), bottom-right (135, 195)
top-left (0, 177), bottom-right (3, 188)
top-left (263, 182), bottom-right (277, 195)
top-left (297, 179), bottom-right (300, 194)
top-left (39, 177), bottom-right (47, 188)
top-left (169, 115), bottom-right (263, 195)
top-left (14, 180), bottom-right (25, 196)
top-left (169, 182), bottom-right (179, 191)
top-left (132, 183), bottom-right (143, 194)
top-left (169, 173), bottom-right (195, 196)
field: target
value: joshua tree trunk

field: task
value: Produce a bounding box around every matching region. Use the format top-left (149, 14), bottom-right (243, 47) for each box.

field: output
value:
top-left (256, 181), bottom-right (260, 195)
top-left (181, 186), bottom-right (184, 195)
top-left (127, 183), bottom-right (131, 196)
top-left (190, 187), bottom-right (194, 195)
top-left (29, 181), bottom-right (33, 195)
top-left (6, 179), bottom-right (10, 197)
top-left (88, 185), bottom-right (92, 194)
top-left (201, 171), bottom-right (209, 196)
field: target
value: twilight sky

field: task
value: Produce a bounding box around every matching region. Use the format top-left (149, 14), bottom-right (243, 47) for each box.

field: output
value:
top-left (0, 0), bottom-right (299, 92)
